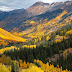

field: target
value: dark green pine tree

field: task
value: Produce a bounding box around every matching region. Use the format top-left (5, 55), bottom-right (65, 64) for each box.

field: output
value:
top-left (15, 61), bottom-right (19, 72)
top-left (11, 61), bottom-right (15, 72)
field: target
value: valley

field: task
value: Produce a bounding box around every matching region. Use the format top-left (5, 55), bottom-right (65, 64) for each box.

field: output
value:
top-left (0, 1), bottom-right (72, 72)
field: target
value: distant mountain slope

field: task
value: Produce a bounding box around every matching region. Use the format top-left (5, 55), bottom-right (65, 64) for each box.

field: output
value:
top-left (12, 11), bottom-right (72, 41)
top-left (0, 11), bottom-right (9, 21)
top-left (11, 9), bottom-right (63, 32)
top-left (0, 9), bottom-right (29, 31)
top-left (0, 10), bottom-right (71, 44)
top-left (28, 9), bottom-right (63, 22)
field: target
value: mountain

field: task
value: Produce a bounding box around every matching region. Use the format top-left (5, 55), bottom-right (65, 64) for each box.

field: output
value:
top-left (18, 11), bottom-right (71, 38)
top-left (0, 9), bottom-right (26, 21)
top-left (11, 9), bottom-right (63, 32)
top-left (11, 10), bottom-right (72, 44)
top-left (26, 1), bottom-right (49, 16)
top-left (0, 1), bottom-right (72, 32)
top-left (11, 1), bottom-right (72, 32)
top-left (0, 1), bottom-right (72, 41)
top-left (0, 11), bottom-right (9, 21)
top-left (0, 2), bottom-right (50, 31)
top-left (0, 9), bottom-right (29, 31)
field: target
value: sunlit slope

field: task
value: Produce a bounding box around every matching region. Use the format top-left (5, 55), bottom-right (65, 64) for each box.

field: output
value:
top-left (25, 11), bottom-right (71, 38)
top-left (0, 46), bottom-right (18, 54)
top-left (0, 45), bottom-right (37, 54)
top-left (0, 28), bottom-right (27, 42)
top-left (0, 38), bottom-right (8, 46)
top-left (13, 11), bottom-right (71, 39)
